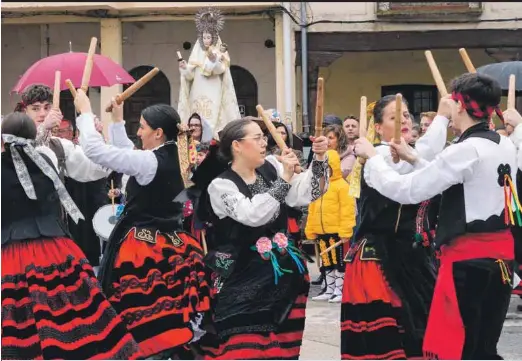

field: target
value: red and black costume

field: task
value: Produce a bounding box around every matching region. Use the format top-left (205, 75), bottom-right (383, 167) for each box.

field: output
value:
top-left (1, 134), bottom-right (141, 360)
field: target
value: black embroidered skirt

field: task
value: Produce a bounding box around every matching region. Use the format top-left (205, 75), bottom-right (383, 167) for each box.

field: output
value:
top-left (1, 237), bottom-right (142, 360)
top-left (200, 279), bottom-right (309, 360)
top-left (105, 227), bottom-right (212, 358)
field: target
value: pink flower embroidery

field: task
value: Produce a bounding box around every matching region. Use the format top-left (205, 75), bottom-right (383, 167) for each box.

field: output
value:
top-left (273, 233), bottom-right (288, 251)
top-left (256, 237), bottom-right (273, 260)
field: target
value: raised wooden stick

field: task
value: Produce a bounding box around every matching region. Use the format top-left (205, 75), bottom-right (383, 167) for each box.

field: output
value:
top-left (177, 51), bottom-right (183, 62)
top-left (80, 37), bottom-right (98, 92)
top-left (65, 79), bottom-right (77, 98)
top-left (201, 229), bottom-right (208, 255)
top-left (105, 67), bottom-right (160, 112)
top-left (508, 74), bottom-right (516, 109)
top-left (257, 104), bottom-right (302, 173)
top-left (392, 94), bottom-right (402, 163)
top-left (52, 71), bottom-right (61, 109)
top-left (359, 96), bottom-right (368, 139)
top-left (425, 50), bottom-right (448, 97)
top-left (314, 77), bottom-right (325, 137)
top-left (459, 48), bottom-right (476, 73)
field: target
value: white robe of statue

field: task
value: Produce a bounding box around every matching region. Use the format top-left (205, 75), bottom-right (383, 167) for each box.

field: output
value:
top-left (178, 37), bottom-right (241, 139)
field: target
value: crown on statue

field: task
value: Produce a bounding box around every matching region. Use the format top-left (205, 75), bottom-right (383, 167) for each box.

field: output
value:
top-left (195, 7), bottom-right (225, 35)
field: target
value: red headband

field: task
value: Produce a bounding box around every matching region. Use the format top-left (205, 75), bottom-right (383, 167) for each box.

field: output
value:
top-left (451, 91), bottom-right (504, 122)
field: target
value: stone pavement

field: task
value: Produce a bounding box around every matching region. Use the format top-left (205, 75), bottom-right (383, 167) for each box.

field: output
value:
top-left (300, 263), bottom-right (522, 360)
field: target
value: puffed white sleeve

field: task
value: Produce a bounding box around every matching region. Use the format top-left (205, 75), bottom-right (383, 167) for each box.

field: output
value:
top-left (59, 138), bottom-right (112, 182)
top-left (375, 145), bottom-right (418, 175)
top-left (208, 177), bottom-right (289, 227)
top-left (265, 155), bottom-right (329, 207)
top-left (363, 142), bottom-right (479, 204)
top-left (76, 112), bottom-right (158, 186)
top-left (509, 124), bottom-right (522, 171)
top-left (108, 121), bottom-right (135, 150)
top-left (415, 115), bottom-right (450, 161)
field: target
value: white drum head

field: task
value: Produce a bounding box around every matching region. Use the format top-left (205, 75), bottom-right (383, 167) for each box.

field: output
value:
top-left (92, 204), bottom-right (118, 242)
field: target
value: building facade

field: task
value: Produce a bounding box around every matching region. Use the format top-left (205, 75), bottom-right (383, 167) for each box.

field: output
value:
top-left (1, 2), bottom-right (295, 139)
top-left (2, 2), bottom-right (522, 135)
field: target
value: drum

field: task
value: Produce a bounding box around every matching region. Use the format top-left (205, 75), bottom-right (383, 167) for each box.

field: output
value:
top-left (92, 204), bottom-right (119, 243)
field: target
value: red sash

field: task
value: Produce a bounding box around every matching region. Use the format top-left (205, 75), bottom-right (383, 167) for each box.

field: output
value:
top-left (423, 230), bottom-right (514, 359)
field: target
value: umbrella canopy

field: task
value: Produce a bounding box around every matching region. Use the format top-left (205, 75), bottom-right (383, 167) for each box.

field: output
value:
top-left (12, 52), bottom-right (135, 93)
top-left (476, 61), bottom-right (522, 91)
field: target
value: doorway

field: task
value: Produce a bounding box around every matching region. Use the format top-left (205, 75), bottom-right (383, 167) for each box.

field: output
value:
top-left (230, 65), bottom-right (258, 117)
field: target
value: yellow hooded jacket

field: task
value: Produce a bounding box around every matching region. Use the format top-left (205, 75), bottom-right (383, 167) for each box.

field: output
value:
top-left (305, 150), bottom-right (356, 240)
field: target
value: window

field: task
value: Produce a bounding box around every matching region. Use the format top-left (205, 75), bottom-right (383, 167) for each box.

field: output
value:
top-left (381, 85), bottom-right (438, 122)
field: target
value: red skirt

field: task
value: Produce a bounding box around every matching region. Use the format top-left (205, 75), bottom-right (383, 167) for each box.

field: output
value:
top-left (202, 292), bottom-right (308, 360)
top-left (341, 246), bottom-right (411, 360)
top-left (1, 237), bottom-right (142, 360)
top-left (108, 228), bottom-right (211, 358)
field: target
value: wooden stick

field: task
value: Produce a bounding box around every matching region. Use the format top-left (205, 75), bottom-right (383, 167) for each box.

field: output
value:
top-left (177, 51), bottom-right (183, 61)
top-left (425, 51), bottom-right (448, 97)
top-left (508, 74), bottom-right (516, 109)
top-left (392, 94), bottom-right (402, 164)
top-left (52, 71), bottom-right (61, 109)
top-left (320, 238), bottom-right (348, 256)
top-left (459, 48), bottom-right (476, 73)
top-left (359, 96), bottom-right (368, 139)
top-left (65, 79), bottom-right (77, 98)
top-left (256, 104), bottom-right (302, 173)
top-left (257, 104), bottom-right (287, 150)
top-left (110, 180), bottom-right (115, 216)
top-left (80, 37), bottom-right (98, 92)
top-left (314, 77), bottom-right (325, 137)
top-left (105, 67), bottom-right (160, 112)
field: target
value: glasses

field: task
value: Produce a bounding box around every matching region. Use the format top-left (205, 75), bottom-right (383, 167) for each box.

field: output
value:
top-left (239, 135), bottom-right (268, 144)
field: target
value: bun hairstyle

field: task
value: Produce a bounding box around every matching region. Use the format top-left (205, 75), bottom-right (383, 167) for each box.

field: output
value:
top-left (373, 95), bottom-right (409, 124)
top-left (141, 104), bottom-right (180, 141)
top-left (217, 118), bottom-right (252, 163)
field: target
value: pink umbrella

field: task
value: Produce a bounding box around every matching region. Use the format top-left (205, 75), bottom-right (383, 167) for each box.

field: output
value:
top-left (12, 52), bottom-right (135, 93)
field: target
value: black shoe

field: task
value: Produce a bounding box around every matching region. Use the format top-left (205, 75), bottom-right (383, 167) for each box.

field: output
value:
top-left (311, 273), bottom-right (324, 285)
top-left (517, 304), bottom-right (522, 312)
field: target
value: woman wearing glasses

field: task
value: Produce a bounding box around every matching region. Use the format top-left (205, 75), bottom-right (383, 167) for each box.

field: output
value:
top-left (199, 118), bottom-right (329, 359)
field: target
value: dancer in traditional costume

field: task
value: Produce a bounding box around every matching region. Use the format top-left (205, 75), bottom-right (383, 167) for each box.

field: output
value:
top-left (355, 73), bottom-right (516, 359)
top-left (74, 90), bottom-right (211, 359)
top-left (340, 95), bottom-right (448, 360)
top-left (199, 118), bottom-right (329, 360)
top-left (16, 84), bottom-right (111, 267)
top-left (1, 112), bottom-right (141, 360)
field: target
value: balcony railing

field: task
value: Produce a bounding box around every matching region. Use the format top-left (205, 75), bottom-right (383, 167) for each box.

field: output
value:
top-left (376, 2), bottom-right (482, 20)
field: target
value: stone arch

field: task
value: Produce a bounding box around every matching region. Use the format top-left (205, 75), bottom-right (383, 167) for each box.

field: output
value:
top-left (230, 65), bottom-right (258, 117)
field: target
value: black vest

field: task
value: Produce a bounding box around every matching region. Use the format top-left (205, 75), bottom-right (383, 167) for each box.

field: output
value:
top-left (98, 142), bottom-right (185, 293)
top-left (434, 123), bottom-right (506, 249)
top-left (1, 150), bottom-right (68, 245)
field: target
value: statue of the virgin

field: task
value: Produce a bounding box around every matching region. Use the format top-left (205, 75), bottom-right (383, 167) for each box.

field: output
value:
top-left (178, 7), bottom-right (241, 139)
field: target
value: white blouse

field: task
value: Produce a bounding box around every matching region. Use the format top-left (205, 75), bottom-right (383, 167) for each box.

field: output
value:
top-left (208, 155), bottom-right (328, 228)
top-left (364, 133), bottom-right (518, 223)
top-left (76, 113), bottom-right (159, 186)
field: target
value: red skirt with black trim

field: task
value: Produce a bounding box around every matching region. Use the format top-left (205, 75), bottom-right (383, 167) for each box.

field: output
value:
top-left (1, 237), bottom-right (142, 360)
top-left (341, 246), bottom-right (414, 360)
top-left (108, 228), bottom-right (211, 358)
top-left (201, 291), bottom-right (308, 360)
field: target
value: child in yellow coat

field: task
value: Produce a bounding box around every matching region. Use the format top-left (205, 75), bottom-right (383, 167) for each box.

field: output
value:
top-left (305, 149), bottom-right (356, 303)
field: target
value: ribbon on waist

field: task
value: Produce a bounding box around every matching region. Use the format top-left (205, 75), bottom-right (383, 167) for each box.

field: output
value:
top-left (423, 229), bottom-right (514, 360)
top-left (2, 134), bottom-right (84, 224)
